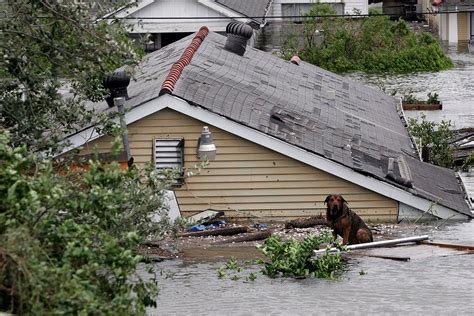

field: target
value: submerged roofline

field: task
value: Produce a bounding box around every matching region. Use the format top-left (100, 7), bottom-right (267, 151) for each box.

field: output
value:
top-left (60, 94), bottom-right (470, 220)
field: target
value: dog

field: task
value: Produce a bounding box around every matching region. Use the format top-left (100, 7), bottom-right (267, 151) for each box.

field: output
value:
top-left (324, 194), bottom-right (373, 245)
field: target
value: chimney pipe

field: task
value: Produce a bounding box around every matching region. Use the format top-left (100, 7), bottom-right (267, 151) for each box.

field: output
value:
top-left (103, 70), bottom-right (131, 108)
top-left (224, 22), bottom-right (253, 56)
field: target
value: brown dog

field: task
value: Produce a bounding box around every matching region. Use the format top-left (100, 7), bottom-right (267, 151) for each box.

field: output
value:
top-left (324, 194), bottom-right (373, 245)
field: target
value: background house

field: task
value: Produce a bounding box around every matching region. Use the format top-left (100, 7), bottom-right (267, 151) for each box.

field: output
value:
top-left (422, 0), bottom-right (474, 43)
top-left (62, 24), bottom-right (472, 222)
top-left (271, 0), bottom-right (369, 21)
top-left (103, 0), bottom-right (272, 51)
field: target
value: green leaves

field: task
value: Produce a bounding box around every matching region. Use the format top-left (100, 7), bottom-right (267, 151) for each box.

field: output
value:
top-left (280, 6), bottom-right (453, 74)
top-left (0, 132), bottom-right (166, 314)
top-left (0, 0), bottom-right (143, 154)
top-left (408, 115), bottom-right (456, 168)
top-left (257, 231), bottom-right (346, 279)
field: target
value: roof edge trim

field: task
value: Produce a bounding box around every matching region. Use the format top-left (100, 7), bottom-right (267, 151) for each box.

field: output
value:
top-left (159, 26), bottom-right (209, 96)
top-left (59, 94), bottom-right (471, 220)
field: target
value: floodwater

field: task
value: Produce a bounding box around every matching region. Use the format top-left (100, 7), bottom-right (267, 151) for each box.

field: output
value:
top-left (145, 221), bottom-right (474, 315)
top-left (347, 44), bottom-right (474, 129)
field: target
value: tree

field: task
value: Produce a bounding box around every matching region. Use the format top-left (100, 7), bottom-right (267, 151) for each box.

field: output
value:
top-left (0, 133), bottom-right (176, 314)
top-left (0, 1), bottom-right (170, 314)
top-left (0, 0), bottom-right (142, 154)
top-left (407, 115), bottom-right (456, 168)
top-left (280, 3), bottom-right (453, 73)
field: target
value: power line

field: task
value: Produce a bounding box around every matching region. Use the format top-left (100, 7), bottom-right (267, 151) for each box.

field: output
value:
top-left (101, 10), bottom-right (474, 20)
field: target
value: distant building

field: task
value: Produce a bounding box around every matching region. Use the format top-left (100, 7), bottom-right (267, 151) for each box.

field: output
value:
top-left (103, 0), bottom-right (272, 51)
top-left (271, 0), bottom-right (369, 21)
top-left (423, 0), bottom-right (474, 43)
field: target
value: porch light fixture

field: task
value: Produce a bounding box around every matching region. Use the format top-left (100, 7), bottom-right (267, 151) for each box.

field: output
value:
top-left (197, 126), bottom-right (216, 161)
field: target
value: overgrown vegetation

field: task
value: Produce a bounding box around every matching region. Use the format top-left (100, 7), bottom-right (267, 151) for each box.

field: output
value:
top-left (0, 2), bottom-right (172, 313)
top-left (407, 115), bottom-right (457, 168)
top-left (280, 4), bottom-right (453, 73)
top-left (256, 232), bottom-right (347, 279)
top-left (0, 133), bottom-right (177, 314)
top-left (0, 0), bottom-right (142, 154)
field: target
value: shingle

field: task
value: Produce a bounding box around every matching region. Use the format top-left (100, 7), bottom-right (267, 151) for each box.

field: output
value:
top-left (92, 31), bottom-right (471, 215)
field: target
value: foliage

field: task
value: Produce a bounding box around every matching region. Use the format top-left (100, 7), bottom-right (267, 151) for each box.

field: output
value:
top-left (426, 92), bottom-right (440, 104)
top-left (402, 92), bottom-right (440, 104)
top-left (280, 3), bottom-right (453, 73)
top-left (462, 152), bottom-right (474, 172)
top-left (217, 257), bottom-right (256, 282)
top-left (402, 92), bottom-right (421, 103)
top-left (0, 0), bottom-right (143, 154)
top-left (256, 231), bottom-right (346, 279)
top-left (407, 115), bottom-right (457, 168)
top-left (0, 132), bottom-right (176, 314)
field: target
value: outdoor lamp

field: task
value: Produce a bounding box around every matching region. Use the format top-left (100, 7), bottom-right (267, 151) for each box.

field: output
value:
top-left (197, 126), bottom-right (216, 161)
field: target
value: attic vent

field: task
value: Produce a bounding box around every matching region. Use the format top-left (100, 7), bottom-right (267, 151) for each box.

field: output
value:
top-left (224, 21), bottom-right (253, 56)
top-left (154, 138), bottom-right (185, 185)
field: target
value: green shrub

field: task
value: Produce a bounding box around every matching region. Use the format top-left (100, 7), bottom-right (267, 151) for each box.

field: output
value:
top-left (0, 132), bottom-right (171, 314)
top-left (281, 5), bottom-right (453, 73)
top-left (257, 231), bottom-right (346, 279)
top-left (407, 115), bottom-right (456, 168)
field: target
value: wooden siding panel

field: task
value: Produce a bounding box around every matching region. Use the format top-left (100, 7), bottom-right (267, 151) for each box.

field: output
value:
top-left (458, 13), bottom-right (469, 41)
top-left (80, 108), bottom-right (398, 222)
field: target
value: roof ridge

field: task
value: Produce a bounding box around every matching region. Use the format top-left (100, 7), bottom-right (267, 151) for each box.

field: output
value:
top-left (159, 26), bottom-right (209, 96)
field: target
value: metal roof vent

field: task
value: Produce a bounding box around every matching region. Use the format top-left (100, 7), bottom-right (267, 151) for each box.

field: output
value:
top-left (224, 21), bottom-right (253, 56)
top-left (103, 70), bottom-right (131, 108)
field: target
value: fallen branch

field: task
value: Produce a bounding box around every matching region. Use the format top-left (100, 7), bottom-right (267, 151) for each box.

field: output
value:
top-left (349, 252), bottom-right (411, 262)
top-left (213, 230), bottom-right (272, 244)
top-left (285, 216), bottom-right (328, 229)
top-left (178, 226), bottom-right (248, 238)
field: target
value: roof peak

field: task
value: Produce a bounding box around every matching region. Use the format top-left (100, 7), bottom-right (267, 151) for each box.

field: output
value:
top-left (159, 26), bottom-right (209, 96)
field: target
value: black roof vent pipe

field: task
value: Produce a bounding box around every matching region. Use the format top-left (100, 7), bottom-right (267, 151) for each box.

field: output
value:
top-left (103, 70), bottom-right (131, 108)
top-left (224, 22), bottom-right (253, 56)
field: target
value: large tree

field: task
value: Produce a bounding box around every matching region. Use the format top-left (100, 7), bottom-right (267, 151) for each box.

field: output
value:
top-left (0, 0), bottom-right (141, 154)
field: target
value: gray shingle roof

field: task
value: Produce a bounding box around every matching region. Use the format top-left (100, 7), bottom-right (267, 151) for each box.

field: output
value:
top-left (106, 31), bottom-right (471, 216)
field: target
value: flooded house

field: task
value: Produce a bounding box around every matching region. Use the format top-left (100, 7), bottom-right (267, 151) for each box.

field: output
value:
top-left (60, 22), bottom-right (472, 222)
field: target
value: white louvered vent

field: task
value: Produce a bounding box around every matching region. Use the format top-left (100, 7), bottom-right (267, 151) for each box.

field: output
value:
top-left (153, 139), bottom-right (184, 184)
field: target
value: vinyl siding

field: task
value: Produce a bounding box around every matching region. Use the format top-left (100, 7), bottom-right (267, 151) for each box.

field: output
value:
top-left (80, 108), bottom-right (398, 222)
top-left (458, 12), bottom-right (469, 41)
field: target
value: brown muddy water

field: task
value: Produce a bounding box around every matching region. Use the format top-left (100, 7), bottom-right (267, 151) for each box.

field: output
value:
top-left (144, 221), bottom-right (474, 315)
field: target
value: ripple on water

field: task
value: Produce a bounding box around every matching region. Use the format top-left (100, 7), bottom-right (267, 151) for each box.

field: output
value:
top-left (146, 221), bottom-right (474, 315)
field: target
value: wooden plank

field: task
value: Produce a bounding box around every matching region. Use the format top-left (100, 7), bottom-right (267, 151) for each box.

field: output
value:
top-left (176, 188), bottom-right (378, 197)
top-left (180, 180), bottom-right (357, 190)
top-left (184, 173), bottom-right (340, 183)
top-left (177, 226), bottom-right (248, 238)
top-left (420, 240), bottom-right (474, 251)
top-left (179, 202), bottom-right (397, 211)
top-left (194, 166), bottom-right (326, 176)
top-left (176, 194), bottom-right (393, 204)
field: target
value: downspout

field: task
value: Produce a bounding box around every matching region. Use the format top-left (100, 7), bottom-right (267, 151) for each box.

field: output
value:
top-left (114, 97), bottom-right (131, 162)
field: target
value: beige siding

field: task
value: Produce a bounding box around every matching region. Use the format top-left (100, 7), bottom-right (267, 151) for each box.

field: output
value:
top-left (80, 109), bottom-right (398, 222)
top-left (458, 13), bottom-right (469, 41)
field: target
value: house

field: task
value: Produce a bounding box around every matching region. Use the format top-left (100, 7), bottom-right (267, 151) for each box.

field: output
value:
top-left (422, 0), bottom-right (474, 43)
top-left (61, 23), bottom-right (472, 222)
top-left (102, 0), bottom-right (273, 50)
top-left (271, 0), bottom-right (369, 21)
